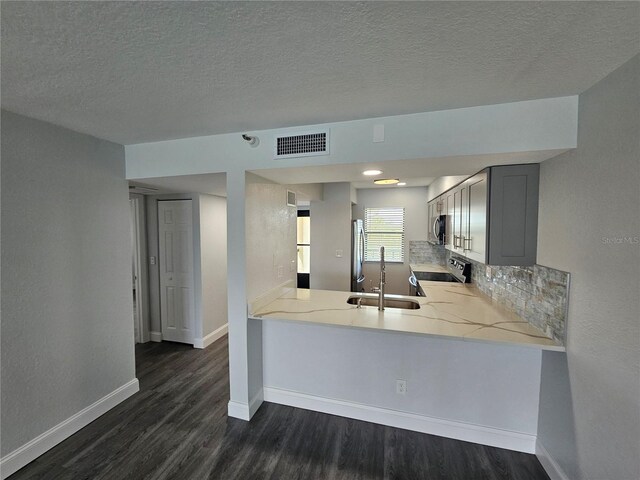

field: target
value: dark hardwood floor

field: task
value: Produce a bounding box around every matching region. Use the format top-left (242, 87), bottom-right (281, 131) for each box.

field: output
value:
top-left (10, 337), bottom-right (550, 479)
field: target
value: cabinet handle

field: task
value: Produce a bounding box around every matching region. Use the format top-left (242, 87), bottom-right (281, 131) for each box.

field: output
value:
top-left (453, 235), bottom-right (460, 249)
top-left (463, 237), bottom-right (472, 252)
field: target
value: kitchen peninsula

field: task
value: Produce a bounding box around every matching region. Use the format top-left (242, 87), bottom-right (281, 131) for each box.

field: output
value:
top-left (250, 282), bottom-right (563, 351)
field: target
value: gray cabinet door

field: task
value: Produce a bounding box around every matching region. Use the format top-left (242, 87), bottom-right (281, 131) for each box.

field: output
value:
top-left (465, 171), bottom-right (488, 263)
top-left (487, 164), bottom-right (539, 265)
top-left (445, 191), bottom-right (455, 251)
top-left (461, 182), bottom-right (469, 253)
top-left (453, 188), bottom-right (462, 252)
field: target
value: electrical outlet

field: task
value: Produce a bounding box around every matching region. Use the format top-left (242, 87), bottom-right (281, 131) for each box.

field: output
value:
top-left (335, 249), bottom-right (343, 258)
top-left (277, 265), bottom-right (284, 278)
top-left (485, 266), bottom-right (492, 278)
top-left (396, 379), bottom-right (407, 395)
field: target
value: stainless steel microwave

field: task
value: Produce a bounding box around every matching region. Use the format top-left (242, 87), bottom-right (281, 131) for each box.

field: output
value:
top-left (430, 214), bottom-right (446, 245)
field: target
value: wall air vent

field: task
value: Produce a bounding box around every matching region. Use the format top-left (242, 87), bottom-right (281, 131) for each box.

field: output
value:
top-left (274, 130), bottom-right (329, 159)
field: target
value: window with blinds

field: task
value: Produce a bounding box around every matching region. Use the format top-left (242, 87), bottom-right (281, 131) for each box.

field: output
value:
top-left (364, 207), bottom-right (405, 262)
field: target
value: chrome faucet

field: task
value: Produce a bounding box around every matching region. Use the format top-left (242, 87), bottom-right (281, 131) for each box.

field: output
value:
top-left (378, 246), bottom-right (385, 311)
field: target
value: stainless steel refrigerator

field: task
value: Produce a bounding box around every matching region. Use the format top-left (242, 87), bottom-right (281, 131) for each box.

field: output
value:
top-left (351, 219), bottom-right (365, 292)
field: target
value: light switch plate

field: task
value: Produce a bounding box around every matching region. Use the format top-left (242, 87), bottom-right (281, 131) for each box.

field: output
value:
top-left (335, 249), bottom-right (343, 258)
top-left (149, 256), bottom-right (156, 265)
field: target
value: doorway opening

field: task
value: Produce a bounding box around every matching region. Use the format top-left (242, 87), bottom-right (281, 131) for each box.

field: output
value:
top-left (129, 195), bottom-right (149, 343)
top-left (297, 210), bottom-right (310, 288)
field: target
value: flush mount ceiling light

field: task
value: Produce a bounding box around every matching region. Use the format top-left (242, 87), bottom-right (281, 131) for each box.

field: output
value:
top-left (397, 182), bottom-right (407, 186)
top-left (362, 169), bottom-right (382, 176)
top-left (374, 178), bottom-right (400, 185)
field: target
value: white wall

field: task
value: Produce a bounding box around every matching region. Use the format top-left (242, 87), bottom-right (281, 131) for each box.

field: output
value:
top-left (426, 175), bottom-right (468, 201)
top-left (199, 194), bottom-right (228, 338)
top-left (310, 182), bottom-right (352, 291)
top-left (353, 187), bottom-right (429, 295)
top-left (536, 55), bottom-right (639, 480)
top-left (263, 321), bottom-right (542, 440)
top-left (243, 173), bottom-right (297, 409)
top-left (126, 96), bottom-right (578, 179)
top-left (245, 173), bottom-right (297, 302)
top-left (1, 111), bottom-right (136, 455)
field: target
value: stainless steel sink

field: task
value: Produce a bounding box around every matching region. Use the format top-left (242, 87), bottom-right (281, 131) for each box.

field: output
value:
top-left (347, 294), bottom-right (421, 310)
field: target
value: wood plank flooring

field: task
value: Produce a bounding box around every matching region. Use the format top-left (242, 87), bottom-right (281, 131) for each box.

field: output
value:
top-left (10, 337), bottom-right (550, 479)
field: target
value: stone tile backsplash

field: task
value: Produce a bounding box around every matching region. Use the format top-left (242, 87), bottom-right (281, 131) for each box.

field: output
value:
top-left (408, 241), bottom-right (569, 345)
top-left (459, 256), bottom-right (570, 345)
top-left (408, 240), bottom-right (447, 265)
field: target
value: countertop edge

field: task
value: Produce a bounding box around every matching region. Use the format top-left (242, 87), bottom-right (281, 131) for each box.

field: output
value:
top-left (249, 312), bottom-right (566, 352)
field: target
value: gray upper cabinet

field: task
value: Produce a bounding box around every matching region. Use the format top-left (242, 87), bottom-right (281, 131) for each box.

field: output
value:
top-left (465, 171), bottom-right (488, 263)
top-left (443, 164), bottom-right (539, 266)
top-left (444, 190), bottom-right (455, 250)
top-left (486, 164), bottom-right (539, 266)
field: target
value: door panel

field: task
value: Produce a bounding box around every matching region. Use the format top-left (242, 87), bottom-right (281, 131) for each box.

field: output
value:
top-left (453, 189), bottom-right (461, 252)
top-left (159, 200), bottom-right (195, 344)
top-left (460, 184), bottom-right (469, 252)
top-left (467, 172), bottom-right (488, 262)
top-left (445, 192), bottom-right (454, 250)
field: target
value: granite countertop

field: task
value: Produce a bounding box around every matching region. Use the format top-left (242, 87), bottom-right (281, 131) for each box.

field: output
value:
top-left (409, 263), bottom-right (449, 274)
top-left (249, 283), bottom-right (564, 351)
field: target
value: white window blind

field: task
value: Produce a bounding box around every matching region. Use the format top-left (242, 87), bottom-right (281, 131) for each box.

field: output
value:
top-left (364, 207), bottom-right (405, 262)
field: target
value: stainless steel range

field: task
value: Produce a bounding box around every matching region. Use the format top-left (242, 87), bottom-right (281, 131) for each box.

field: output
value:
top-left (413, 258), bottom-right (472, 284)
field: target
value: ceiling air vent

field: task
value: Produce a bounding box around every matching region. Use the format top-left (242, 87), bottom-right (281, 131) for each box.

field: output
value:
top-left (274, 130), bottom-right (329, 159)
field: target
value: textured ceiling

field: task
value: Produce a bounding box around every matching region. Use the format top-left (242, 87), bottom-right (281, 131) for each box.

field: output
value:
top-left (2, 2), bottom-right (639, 145)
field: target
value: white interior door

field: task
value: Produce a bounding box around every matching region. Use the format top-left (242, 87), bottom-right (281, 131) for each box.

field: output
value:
top-left (158, 200), bottom-right (195, 344)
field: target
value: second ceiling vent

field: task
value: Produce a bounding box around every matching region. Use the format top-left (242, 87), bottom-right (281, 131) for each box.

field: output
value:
top-left (274, 130), bottom-right (329, 159)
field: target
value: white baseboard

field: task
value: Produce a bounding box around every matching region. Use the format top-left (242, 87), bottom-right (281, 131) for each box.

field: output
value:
top-left (193, 323), bottom-right (228, 349)
top-left (263, 387), bottom-right (536, 454)
top-left (227, 401), bottom-right (251, 421)
top-left (150, 331), bottom-right (162, 342)
top-left (0, 378), bottom-right (139, 479)
top-left (249, 390), bottom-right (264, 418)
top-left (227, 390), bottom-right (264, 421)
top-left (536, 439), bottom-right (570, 480)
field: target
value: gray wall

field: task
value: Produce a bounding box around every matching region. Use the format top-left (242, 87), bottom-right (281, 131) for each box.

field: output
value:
top-left (310, 182), bottom-right (352, 291)
top-left (536, 54), bottom-right (640, 480)
top-left (353, 187), bottom-right (429, 295)
top-left (0, 111), bottom-right (136, 455)
top-left (199, 194), bottom-right (228, 337)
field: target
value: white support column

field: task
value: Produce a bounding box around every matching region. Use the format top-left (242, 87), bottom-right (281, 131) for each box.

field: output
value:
top-left (226, 169), bottom-right (251, 419)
